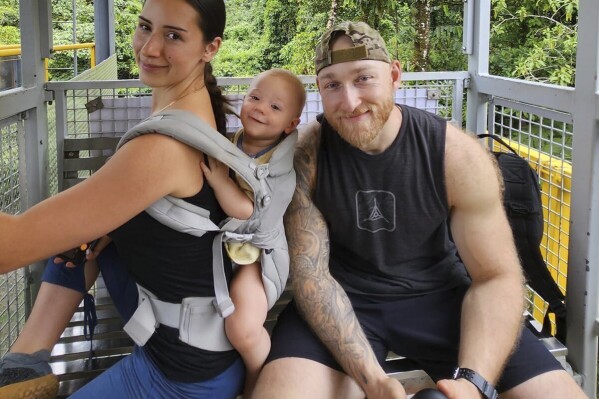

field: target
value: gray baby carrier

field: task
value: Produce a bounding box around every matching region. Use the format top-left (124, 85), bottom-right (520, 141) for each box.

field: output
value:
top-left (118, 110), bottom-right (296, 351)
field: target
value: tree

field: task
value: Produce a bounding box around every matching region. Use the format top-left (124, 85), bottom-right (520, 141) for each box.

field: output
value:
top-left (48, 0), bottom-right (95, 80)
top-left (341, 0), bottom-right (396, 28)
top-left (413, 0), bottom-right (431, 71)
top-left (114, 0), bottom-right (141, 79)
top-left (490, 0), bottom-right (577, 86)
top-left (0, 0), bottom-right (20, 45)
top-left (261, 0), bottom-right (299, 69)
top-left (213, 0), bottom-right (266, 77)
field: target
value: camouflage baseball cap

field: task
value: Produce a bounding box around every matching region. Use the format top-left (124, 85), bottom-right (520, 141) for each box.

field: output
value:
top-left (315, 21), bottom-right (391, 74)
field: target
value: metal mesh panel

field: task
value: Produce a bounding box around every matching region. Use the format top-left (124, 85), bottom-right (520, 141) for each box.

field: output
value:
top-left (489, 98), bottom-right (572, 332)
top-left (0, 118), bottom-right (27, 356)
top-left (57, 77), bottom-right (461, 141)
top-left (48, 101), bottom-right (58, 196)
top-left (65, 86), bottom-right (153, 139)
top-left (395, 80), bottom-right (455, 119)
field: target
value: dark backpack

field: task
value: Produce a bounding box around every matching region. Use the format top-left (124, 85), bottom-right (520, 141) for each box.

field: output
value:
top-left (478, 134), bottom-right (566, 343)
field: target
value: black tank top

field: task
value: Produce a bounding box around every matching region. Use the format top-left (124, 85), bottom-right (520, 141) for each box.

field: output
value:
top-left (110, 183), bottom-right (239, 382)
top-left (314, 105), bottom-right (470, 297)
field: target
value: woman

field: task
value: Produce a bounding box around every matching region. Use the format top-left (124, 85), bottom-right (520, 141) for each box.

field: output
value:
top-left (0, 0), bottom-right (245, 397)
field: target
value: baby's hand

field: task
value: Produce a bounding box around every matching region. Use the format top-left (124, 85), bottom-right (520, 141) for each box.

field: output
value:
top-left (200, 156), bottom-right (230, 187)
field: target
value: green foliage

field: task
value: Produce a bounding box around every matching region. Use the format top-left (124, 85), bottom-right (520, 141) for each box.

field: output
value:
top-left (428, 2), bottom-right (467, 72)
top-left (213, 0), bottom-right (266, 77)
top-left (0, 26), bottom-right (19, 46)
top-left (0, 0), bottom-right (20, 45)
top-left (48, 0), bottom-right (95, 80)
top-left (0, 0), bottom-right (579, 88)
top-left (341, 0), bottom-right (396, 28)
top-left (490, 0), bottom-right (577, 86)
top-left (261, 0), bottom-right (299, 68)
top-left (114, 0), bottom-right (141, 79)
top-left (279, 2), bottom-right (328, 74)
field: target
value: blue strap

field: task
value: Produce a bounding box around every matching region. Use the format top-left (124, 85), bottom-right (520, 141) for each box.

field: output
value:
top-left (83, 293), bottom-right (98, 357)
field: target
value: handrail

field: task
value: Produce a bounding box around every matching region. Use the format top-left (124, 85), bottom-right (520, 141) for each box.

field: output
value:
top-left (0, 43), bottom-right (96, 81)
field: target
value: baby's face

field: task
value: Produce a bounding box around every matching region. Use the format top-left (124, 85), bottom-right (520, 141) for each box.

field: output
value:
top-left (240, 74), bottom-right (300, 141)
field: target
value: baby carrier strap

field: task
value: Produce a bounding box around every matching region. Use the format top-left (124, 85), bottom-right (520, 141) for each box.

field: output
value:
top-left (117, 109), bottom-right (295, 314)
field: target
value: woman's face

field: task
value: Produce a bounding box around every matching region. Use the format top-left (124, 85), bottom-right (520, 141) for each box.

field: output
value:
top-left (132, 0), bottom-right (219, 89)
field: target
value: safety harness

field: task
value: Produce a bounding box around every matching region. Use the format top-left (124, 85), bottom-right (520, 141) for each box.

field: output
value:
top-left (118, 110), bottom-right (296, 351)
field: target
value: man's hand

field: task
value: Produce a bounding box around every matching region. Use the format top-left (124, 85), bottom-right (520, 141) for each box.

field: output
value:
top-left (437, 378), bottom-right (483, 399)
top-left (364, 377), bottom-right (407, 399)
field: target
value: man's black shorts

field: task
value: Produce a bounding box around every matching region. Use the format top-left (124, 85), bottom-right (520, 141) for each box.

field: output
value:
top-left (266, 286), bottom-right (562, 393)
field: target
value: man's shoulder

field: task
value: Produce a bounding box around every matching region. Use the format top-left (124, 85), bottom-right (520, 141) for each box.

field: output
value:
top-left (297, 120), bottom-right (323, 148)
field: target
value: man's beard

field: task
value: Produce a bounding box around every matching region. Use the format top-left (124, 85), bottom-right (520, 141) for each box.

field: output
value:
top-left (327, 96), bottom-right (394, 151)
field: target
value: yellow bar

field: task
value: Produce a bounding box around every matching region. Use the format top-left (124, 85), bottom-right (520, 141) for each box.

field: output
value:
top-left (0, 43), bottom-right (95, 57)
top-left (52, 43), bottom-right (95, 52)
top-left (91, 47), bottom-right (96, 67)
top-left (44, 58), bottom-right (49, 81)
top-left (0, 48), bottom-right (21, 57)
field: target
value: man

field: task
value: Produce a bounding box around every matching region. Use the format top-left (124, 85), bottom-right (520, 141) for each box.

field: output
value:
top-left (252, 21), bottom-right (587, 399)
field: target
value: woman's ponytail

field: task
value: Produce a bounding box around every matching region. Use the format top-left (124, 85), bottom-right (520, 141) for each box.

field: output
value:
top-left (204, 62), bottom-right (231, 137)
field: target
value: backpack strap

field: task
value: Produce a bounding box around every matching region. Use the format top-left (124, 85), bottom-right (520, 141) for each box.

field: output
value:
top-left (477, 133), bottom-right (519, 155)
top-left (478, 133), bottom-right (567, 342)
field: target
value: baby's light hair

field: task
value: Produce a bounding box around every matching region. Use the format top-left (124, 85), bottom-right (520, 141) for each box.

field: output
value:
top-left (254, 68), bottom-right (307, 117)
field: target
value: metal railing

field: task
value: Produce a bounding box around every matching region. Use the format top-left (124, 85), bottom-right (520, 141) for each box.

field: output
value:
top-left (486, 96), bottom-right (573, 329)
top-left (0, 43), bottom-right (96, 85)
top-left (0, 70), bottom-right (595, 395)
top-left (45, 72), bottom-right (468, 193)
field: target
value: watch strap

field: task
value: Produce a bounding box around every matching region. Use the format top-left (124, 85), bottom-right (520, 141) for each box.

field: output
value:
top-left (452, 367), bottom-right (498, 399)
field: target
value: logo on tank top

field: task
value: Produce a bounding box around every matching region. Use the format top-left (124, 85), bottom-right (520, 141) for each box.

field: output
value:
top-left (355, 190), bottom-right (396, 232)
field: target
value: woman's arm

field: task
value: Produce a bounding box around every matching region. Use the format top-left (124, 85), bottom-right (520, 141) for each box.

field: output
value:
top-left (0, 133), bottom-right (203, 273)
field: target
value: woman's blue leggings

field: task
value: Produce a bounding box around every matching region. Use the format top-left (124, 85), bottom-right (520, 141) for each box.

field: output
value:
top-left (68, 347), bottom-right (244, 399)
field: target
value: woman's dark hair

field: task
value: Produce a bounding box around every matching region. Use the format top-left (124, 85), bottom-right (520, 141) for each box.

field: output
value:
top-left (186, 0), bottom-right (230, 136)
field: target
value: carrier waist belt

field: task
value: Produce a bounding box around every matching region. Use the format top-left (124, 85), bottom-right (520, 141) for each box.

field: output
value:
top-left (124, 284), bottom-right (233, 352)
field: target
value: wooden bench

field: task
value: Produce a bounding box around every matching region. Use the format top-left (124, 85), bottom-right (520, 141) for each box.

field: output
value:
top-left (51, 136), bottom-right (571, 397)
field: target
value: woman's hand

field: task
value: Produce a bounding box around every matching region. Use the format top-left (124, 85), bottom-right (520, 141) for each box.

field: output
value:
top-left (53, 236), bottom-right (112, 268)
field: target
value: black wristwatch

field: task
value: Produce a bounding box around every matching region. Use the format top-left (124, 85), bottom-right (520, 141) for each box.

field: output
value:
top-left (452, 367), bottom-right (498, 399)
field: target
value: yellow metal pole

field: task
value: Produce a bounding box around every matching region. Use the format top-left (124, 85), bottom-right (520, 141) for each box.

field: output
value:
top-left (91, 46), bottom-right (96, 67)
top-left (0, 48), bottom-right (22, 57)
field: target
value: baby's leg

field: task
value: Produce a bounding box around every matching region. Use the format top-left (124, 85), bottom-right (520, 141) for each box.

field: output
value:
top-left (225, 262), bottom-right (269, 398)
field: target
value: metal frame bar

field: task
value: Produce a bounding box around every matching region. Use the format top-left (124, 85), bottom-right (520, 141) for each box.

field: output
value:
top-left (491, 97), bottom-right (573, 125)
top-left (564, 0), bottom-right (599, 395)
top-left (462, 0), bottom-right (474, 54)
top-left (465, 0), bottom-right (491, 135)
top-left (15, 0), bottom-right (51, 307)
top-left (475, 75), bottom-right (575, 116)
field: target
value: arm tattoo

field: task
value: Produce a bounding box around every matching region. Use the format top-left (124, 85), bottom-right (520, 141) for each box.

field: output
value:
top-left (284, 128), bottom-right (379, 386)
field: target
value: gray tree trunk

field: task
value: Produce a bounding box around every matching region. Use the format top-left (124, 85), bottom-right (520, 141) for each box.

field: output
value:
top-left (413, 0), bottom-right (432, 71)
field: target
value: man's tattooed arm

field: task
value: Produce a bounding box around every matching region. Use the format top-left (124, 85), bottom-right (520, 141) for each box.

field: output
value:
top-left (283, 123), bottom-right (392, 394)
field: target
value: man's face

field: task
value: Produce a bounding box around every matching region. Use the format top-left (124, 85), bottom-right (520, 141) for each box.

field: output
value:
top-left (316, 36), bottom-right (398, 151)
